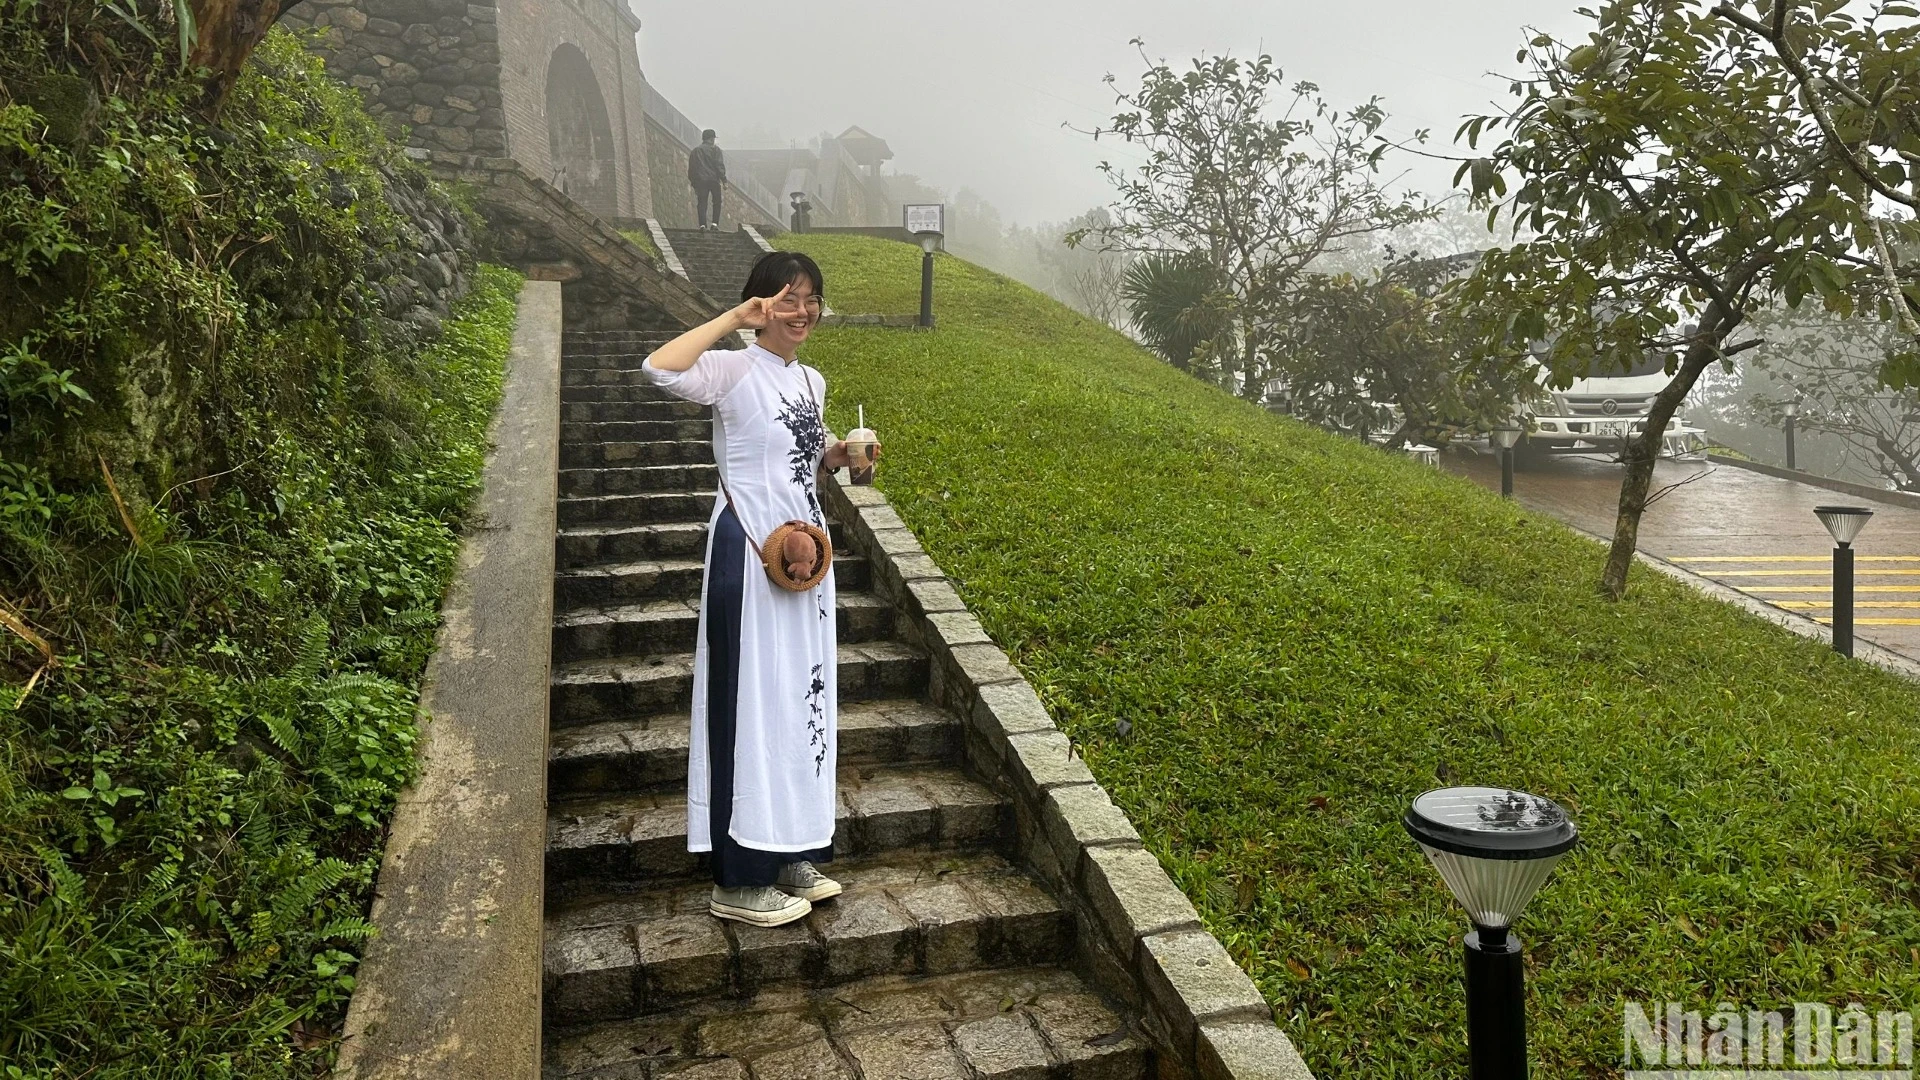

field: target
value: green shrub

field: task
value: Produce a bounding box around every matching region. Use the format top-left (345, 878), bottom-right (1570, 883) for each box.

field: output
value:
top-left (782, 233), bottom-right (1920, 1078)
top-left (0, 14), bottom-right (522, 1076)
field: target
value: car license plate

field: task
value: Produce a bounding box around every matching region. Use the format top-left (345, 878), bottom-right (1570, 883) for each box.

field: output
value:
top-left (1595, 420), bottom-right (1631, 437)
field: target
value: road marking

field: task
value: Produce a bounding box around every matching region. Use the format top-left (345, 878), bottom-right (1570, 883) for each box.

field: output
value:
top-left (1708, 569), bottom-right (1920, 577)
top-left (1672, 555), bottom-right (1920, 563)
top-left (1813, 618), bottom-right (1920, 626)
top-left (1747, 585), bottom-right (1920, 594)
top-left (1774, 601), bottom-right (1920, 609)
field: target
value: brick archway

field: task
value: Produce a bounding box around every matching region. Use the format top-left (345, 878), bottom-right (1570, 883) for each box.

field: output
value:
top-left (545, 44), bottom-right (618, 220)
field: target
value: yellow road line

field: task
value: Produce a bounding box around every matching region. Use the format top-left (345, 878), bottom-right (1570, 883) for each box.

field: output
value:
top-left (1773, 601), bottom-right (1920, 609)
top-left (1747, 586), bottom-right (1920, 594)
top-left (1710, 569), bottom-right (1920, 577)
top-left (1813, 618), bottom-right (1920, 626)
top-left (1672, 555), bottom-right (1920, 563)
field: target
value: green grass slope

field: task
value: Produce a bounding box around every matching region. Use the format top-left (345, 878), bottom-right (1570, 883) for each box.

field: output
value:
top-left (781, 233), bottom-right (1920, 1078)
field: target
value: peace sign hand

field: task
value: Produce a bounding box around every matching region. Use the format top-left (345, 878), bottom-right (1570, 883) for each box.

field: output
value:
top-left (730, 284), bottom-right (790, 331)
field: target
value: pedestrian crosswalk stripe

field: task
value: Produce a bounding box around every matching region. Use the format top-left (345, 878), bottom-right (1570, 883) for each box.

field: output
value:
top-left (1672, 555), bottom-right (1920, 563)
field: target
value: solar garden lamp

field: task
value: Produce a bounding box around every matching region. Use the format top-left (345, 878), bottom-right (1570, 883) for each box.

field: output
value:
top-left (1815, 505), bottom-right (1874, 658)
top-left (1781, 399), bottom-right (1800, 471)
top-left (917, 230), bottom-right (942, 328)
top-left (1490, 423), bottom-right (1523, 498)
top-left (1404, 787), bottom-right (1578, 1080)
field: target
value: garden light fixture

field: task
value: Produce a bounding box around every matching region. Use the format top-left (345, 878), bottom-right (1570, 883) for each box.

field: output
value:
top-left (1491, 424), bottom-right (1523, 498)
top-left (916, 230), bottom-right (942, 328)
top-left (1815, 505), bottom-right (1874, 657)
top-left (1782, 399), bottom-right (1799, 470)
top-left (1405, 787), bottom-right (1577, 1080)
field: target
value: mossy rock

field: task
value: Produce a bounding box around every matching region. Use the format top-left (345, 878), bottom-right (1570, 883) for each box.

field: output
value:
top-left (19, 72), bottom-right (100, 148)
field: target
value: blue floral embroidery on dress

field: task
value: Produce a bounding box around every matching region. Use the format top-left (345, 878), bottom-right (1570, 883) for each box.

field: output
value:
top-left (774, 380), bottom-right (831, 620)
top-left (805, 663), bottom-right (828, 776)
top-left (774, 391), bottom-right (826, 526)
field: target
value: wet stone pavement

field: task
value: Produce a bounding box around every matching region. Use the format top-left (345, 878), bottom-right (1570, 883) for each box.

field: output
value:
top-left (1441, 448), bottom-right (1920, 663)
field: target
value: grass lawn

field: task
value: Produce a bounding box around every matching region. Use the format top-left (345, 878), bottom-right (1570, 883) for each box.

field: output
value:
top-left (780, 233), bottom-right (1920, 1077)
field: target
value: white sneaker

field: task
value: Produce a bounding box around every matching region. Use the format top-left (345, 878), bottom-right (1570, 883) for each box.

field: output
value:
top-left (775, 861), bottom-right (842, 902)
top-left (710, 884), bottom-right (811, 927)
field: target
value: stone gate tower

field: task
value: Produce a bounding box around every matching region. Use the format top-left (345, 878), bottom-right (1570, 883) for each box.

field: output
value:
top-left (290, 0), bottom-right (655, 221)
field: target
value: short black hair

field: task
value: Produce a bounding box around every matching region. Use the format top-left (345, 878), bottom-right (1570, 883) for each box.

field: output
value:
top-left (701, 128), bottom-right (717, 141)
top-left (741, 251), bottom-right (825, 303)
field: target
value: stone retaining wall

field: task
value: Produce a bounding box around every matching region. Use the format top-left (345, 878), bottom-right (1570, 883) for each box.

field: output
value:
top-left (375, 162), bottom-right (478, 344)
top-left (820, 478), bottom-right (1316, 1080)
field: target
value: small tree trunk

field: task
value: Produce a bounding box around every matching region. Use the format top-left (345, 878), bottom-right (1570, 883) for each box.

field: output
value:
top-left (189, 0), bottom-right (303, 116)
top-left (1599, 316), bottom-right (1727, 599)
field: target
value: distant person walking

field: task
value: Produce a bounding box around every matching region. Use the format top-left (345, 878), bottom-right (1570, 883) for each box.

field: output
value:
top-left (689, 129), bottom-right (726, 231)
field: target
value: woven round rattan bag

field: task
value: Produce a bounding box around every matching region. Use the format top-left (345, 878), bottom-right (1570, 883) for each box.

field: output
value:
top-left (760, 520), bottom-right (832, 591)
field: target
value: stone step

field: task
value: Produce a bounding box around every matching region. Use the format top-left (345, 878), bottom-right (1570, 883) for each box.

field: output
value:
top-left (561, 384), bottom-right (691, 404)
top-left (543, 851), bottom-right (1072, 1026)
top-left (561, 399), bottom-right (708, 423)
top-left (563, 333), bottom-right (715, 358)
top-left (548, 698), bottom-right (960, 799)
top-left (558, 492), bottom-right (716, 527)
top-left (555, 552), bottom-right (869, 607)
top-left (556, 520), bottom-right (851, 570)
top-left (550, 640), bottom-right (928, 726)
top-left (561, 439), bottom-right (713, 468)
top-left (542, 964), bottom-right (1150, 1080)
top-left (554, 590), bottom-right (891, 660)
top-left (562, 419), bottom-right (711, 445)
top-left (544, 761), bottom-right (1006, 885)
top-left (563, 367), bottom-right (685, 389)
top-left (560, 463), bottom-right (718, 497)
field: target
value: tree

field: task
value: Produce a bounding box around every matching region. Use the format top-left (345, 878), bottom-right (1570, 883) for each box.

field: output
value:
top-left (1713, 0), bottom-right (1920, 381)
top-left (1744, 309), bottom-right (1920, 489)
top-left (1073, 43), bottom-right (1432, 401)
top-left (1282, 254), bottom-right (1535, 447)
top-left (1455, 0), bottom-right (1891, 599)
top-left (1033, 209), bottom-right (1133, 328)
top-left (1120, 253), bottom-right (1230, 371)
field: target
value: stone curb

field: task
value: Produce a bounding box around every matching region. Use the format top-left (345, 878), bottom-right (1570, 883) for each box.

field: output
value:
top-left (1707, 453), bottom-right (1920, 511)
top-left (335, 280), bottom-right (561, 1078)
top-left (644, 218), bottom-right (690, 282)
top-left (818, 475), bottom-right (1316, 1079)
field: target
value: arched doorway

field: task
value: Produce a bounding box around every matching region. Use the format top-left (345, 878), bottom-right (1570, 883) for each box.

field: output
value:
top-left (545, 45), bottom-right (618, 219)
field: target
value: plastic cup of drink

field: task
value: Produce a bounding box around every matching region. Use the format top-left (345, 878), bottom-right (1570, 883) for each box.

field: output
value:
top-left (845, 426), bottom-right (877, 485)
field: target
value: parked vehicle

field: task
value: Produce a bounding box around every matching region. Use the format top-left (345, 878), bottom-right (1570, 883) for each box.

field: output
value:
top-left (1523, 354), bottom-right (1708, 460)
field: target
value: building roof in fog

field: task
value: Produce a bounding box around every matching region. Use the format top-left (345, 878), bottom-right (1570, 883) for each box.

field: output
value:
top-left (835, 125), bottom-right (894, 164)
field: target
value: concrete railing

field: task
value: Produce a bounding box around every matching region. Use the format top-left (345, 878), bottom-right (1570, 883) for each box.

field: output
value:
top-left (335, 280), bottom-right (562, 1078)
top-left (821, 477), bottom-right (1316, 1080)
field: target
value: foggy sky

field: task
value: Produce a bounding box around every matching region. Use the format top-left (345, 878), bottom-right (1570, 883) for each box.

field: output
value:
top-left (631, 2), bottom-right (1591, 226)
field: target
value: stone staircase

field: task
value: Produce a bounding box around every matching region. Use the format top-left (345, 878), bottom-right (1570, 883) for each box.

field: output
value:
top-left (659, 227), bottom-right (769, 308)
top-left (543, 330), bottom-right (1153, 1078)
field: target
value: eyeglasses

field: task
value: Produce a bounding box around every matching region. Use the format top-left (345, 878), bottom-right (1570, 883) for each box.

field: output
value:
top-left (771, 295), bottom-right (825, 315)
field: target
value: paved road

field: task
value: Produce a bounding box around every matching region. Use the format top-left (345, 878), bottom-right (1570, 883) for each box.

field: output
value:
top-left (1441, 448), bottom-right (1920, 662)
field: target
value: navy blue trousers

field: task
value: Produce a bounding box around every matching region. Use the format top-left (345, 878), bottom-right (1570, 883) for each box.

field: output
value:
top-left (705, 505), bottom-right (833, 887)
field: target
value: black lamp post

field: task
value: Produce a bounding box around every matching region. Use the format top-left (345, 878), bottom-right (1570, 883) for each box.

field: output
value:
top-left (1405, 787), bottom-right (1578, 1080)
top-left (916, 231), bottom-right (942, 329)
top-left (1782, 400), bottom-right (1799, 471)
top-left (1491, 424), bottom-right (1522, 498)
top-left (1815, 505), bottom-right (1874, 658)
